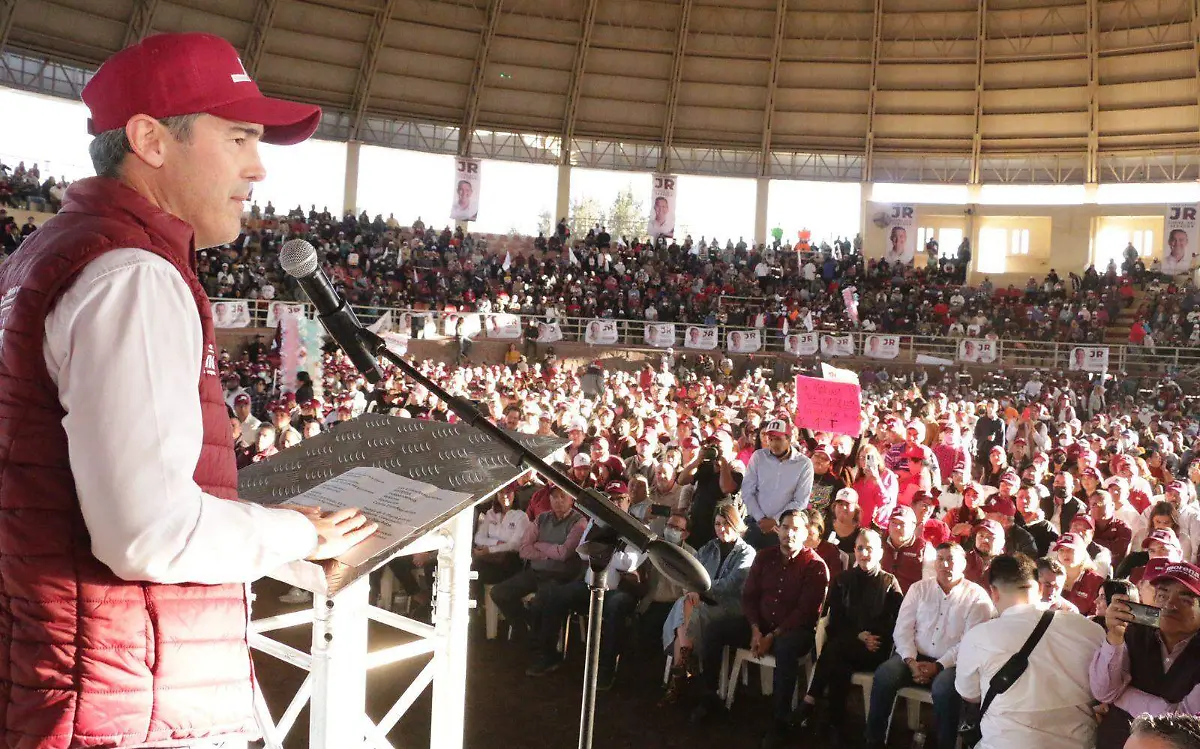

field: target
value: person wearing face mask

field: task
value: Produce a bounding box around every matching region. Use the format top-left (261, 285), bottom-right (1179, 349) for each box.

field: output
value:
top-left (791, 529), bottom-right (903, 743)
top-left (641, 511), bottom-right (698, 643)
top-left (1092, 562), bottom-right (1200, 749)
top-left (1043, 471), bottom-right (1085, 533)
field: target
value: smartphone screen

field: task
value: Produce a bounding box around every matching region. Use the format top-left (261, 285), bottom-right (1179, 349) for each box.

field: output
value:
top-left (1126, 601), bottom-right (1162, 629)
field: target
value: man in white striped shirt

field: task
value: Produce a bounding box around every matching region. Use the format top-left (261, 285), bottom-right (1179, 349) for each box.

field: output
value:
top-left (864, 542), bottom-right (994, 749)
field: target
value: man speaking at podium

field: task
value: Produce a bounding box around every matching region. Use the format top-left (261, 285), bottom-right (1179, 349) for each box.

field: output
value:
top-left (0, 33), bottom-right (376, 748)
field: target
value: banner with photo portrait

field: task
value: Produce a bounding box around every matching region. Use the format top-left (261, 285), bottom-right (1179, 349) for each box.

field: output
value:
top-left (820, 333), bottom-right (855, 358)
top-left (644, 322), bottom-right (676, 348)
top-left (212, 300), bottom-right (252, 329)
top-left (1069, 345), bottom-right (1109, 373)
top-left (862, 334), bottom-right (900, 360)
top-left (584, 319), bottom-right (619, 345)
top-left (785, 332), bottom-right (818, 356)
top-left (957, 338), bottom-right (997, 364)
top-left (266, 301), bottom-right (307, 328)
top-left (883, 204), bottom-right (916, 266)
top-left (536, 321), bottom-right (563, 343)
top-left (450, 157), bottom-right (481, 223)
top-left (648, 174), bottom-right (677, 238)
top-left (1164, 204), bottom-right (1198, 276)
top-left (485, 313), bottom-right (522, 340)
top-left (727, 329), bottom-right (762, 354)
top-left (684, 326), bottom-right (718, 350)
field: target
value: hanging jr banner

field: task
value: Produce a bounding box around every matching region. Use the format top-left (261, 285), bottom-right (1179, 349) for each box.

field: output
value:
top-left (727, 329), bottom-right (762, 354)
top-left (648, 174), bottom-right (677, 238)
top-left (212, 300), bottom-right (252, 329)
top-left (862, 334), bottom-right (900, 360)
top-left (644, 322), bottom-right (676, 348)
top-left (1069, 345), bottom-right (1110, 373)
top-left (883, 204), bottom-right (916, 266)
top-left (536, 321), bottom-right (563, 343)
top-left (450, 157), bottom-right (481, 222)
top-left (957, 338), bottom-right (998, 364)
top-left (1164, 204), bottom-right (1198, 276)
top-left (785, 332), bottom-right (818, 356)
top-left (684, 326), bottom-right (718, 350)
top-left (485, 313), bottom-right (522, 339)
top-left (584, 319), bottom-right (619, 345)
top-left (820, 334), bottom-right (855, 358)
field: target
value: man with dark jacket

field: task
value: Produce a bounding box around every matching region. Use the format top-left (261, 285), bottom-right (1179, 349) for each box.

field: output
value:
top-left (691, 509), bottom-right (830, 749)
top-left (793, 528), bottom-right (903, 742)
top-left (973, 402), bottom-right (1005, 466)
top-left (1043, 470), bottom-right (1085, 533)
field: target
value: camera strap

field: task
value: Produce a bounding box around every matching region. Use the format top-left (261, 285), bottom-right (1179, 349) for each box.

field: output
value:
top-left (978, 609), bottom-right (1056, 720)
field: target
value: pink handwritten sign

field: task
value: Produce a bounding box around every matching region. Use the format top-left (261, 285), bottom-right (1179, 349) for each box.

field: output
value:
top-left (794, 375), bottom-right (863, 437)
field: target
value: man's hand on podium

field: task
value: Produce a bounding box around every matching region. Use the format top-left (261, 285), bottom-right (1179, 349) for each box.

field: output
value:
top-left (293, 506), bottom-right (379, 562)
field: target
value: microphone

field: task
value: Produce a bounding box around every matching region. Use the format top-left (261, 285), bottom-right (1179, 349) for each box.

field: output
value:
top-left (279, 239), bottom-right (385, 384)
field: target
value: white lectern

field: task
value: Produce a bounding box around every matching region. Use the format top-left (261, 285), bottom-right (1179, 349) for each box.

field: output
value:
top-left (239, 415), bottom-right (566, 749)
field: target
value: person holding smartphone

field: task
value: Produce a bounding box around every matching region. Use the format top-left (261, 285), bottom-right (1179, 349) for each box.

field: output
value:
top-left (1091, 561), bottom-right (1200, 749)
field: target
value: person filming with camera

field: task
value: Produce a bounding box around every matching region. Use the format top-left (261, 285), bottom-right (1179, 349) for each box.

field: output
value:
top-left (1091, 561), bottom-right (1200, 749)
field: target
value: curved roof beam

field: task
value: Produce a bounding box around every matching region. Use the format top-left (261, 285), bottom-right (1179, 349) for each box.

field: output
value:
top-left (660, 0), bottom-right (692, 173)
top-left (0, 0), bottom-right (19, 53)
top-left (560, 0), bottom-right (597, 164)
top-left (243, 0), bottom-right (280, 79)
top-left (1086, 0), bottom-right (1099, 184)
top-left (348, 0), bottom-right (397, 141)
top-left (459, 0), bottom-right (504, 157)
top-left (121, 0), bottom-right (158, 49)
top-left (864, 0), bottom-right (883, 181)
top-left (759, 0), bottom-right (788, 176)
top-left (969, 0), bottom-right (987, 184)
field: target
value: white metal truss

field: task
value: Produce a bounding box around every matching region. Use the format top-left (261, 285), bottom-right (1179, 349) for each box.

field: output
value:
top-left (251, 508), bottom-right (474, 749)
top-left (872, 153), bottom-right (973, 184)
top-left (0, 50), bottom-right (92, 99)
top-left (1098, 148), bottom-right (1200, 182)
top-left (766, 150), bottom-right (865, 181)
top-left (758, 0), bottom-right (788, 177)
top-left (978, 153), bottom-right (1088, 184)
top-left (467, 128), bottom-right (560, 164)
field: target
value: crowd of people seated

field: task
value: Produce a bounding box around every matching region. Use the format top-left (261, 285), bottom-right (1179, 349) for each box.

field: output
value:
top-left (5, 149), bottom-right (1196, 350)
top-left (218, 325), bottom-right (1200, 749)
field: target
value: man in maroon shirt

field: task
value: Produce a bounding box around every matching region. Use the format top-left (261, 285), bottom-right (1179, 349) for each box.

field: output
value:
top-left (1089, 489), bottom-right (1133, 565)
top-left (691, 509), bottom-right (830, 749)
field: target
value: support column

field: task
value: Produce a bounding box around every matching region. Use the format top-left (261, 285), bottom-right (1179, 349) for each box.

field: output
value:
top-left (555, 161), bottom-right (571, 226)
top-left (343, 140), bottom-right (361, 217)
top-left (754, 177), bottom-right (769, 246)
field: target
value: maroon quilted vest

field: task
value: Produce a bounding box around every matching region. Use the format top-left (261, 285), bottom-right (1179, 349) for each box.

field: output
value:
top-left (0, 177), bottom-right (256, 748)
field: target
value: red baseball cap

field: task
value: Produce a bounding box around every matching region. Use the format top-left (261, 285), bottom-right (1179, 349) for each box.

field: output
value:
top-left (81, 33), bottom-right (321, 145)
top-left (1149, 562), bottom-right (1200, 597)
top-left (983, 495), bottom-right (1016, 517)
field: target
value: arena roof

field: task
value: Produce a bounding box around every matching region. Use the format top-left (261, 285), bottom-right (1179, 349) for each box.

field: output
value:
top-left (2, 0), bottom-right (1200, 183)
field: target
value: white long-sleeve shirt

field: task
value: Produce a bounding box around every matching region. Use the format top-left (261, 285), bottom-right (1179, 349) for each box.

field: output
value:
top-left (893, 576), bottom-right (994, 668)
top-left (43, 248), bottom-right (317, 585)
top-left (474, 507), bottom-right (531, 554)
top-left (956, 604), bottom-right (1104, 749)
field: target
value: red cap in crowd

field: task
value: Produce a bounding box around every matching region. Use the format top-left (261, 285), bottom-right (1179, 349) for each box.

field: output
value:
top-left (1143, 528), bottom-right (1182, 552)
top-left (1051, 533), bottom-right (1086, 552)
top-left (604, 480), bottom-right (629, 496)
top-left (233, 393), bottom-right (250, 405)
top-left (999, 471), bottom-right (1020, 487)
top-left (1070, 514), bottom-right (1096, 532)
top-left (983, 495), bottom-right (1015, 517)
top-left (976, 519), bottom-right (1005, 538)
top-left (1150, 562), bottom-right (1200, 597)
top-left (81, 33), bottom-right (321, 145)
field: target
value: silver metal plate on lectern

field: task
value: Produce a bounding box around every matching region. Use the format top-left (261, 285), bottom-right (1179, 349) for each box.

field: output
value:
top-left (239, 414), bottom-right (566, 594)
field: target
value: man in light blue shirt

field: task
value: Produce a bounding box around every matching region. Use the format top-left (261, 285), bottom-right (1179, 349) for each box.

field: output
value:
top-left (742, 419), bottom-right (814, 549)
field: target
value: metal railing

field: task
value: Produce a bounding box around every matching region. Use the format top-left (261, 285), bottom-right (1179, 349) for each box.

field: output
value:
top-left (211, 298), bottom-right (1200, 374)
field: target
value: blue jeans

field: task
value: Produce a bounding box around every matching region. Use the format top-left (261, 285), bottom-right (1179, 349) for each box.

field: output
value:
top-left (865, 654), bottom-right (960, 749)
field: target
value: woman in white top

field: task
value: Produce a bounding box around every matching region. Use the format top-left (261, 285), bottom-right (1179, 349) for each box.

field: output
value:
top-left (474, 485), bottom-right (532, 584)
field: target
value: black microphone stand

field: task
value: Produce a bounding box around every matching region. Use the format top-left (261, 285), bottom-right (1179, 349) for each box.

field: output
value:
top-left (355, 327), bottom-right (710, 749)
top-left (355, 326), bottom-right (711, 595)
